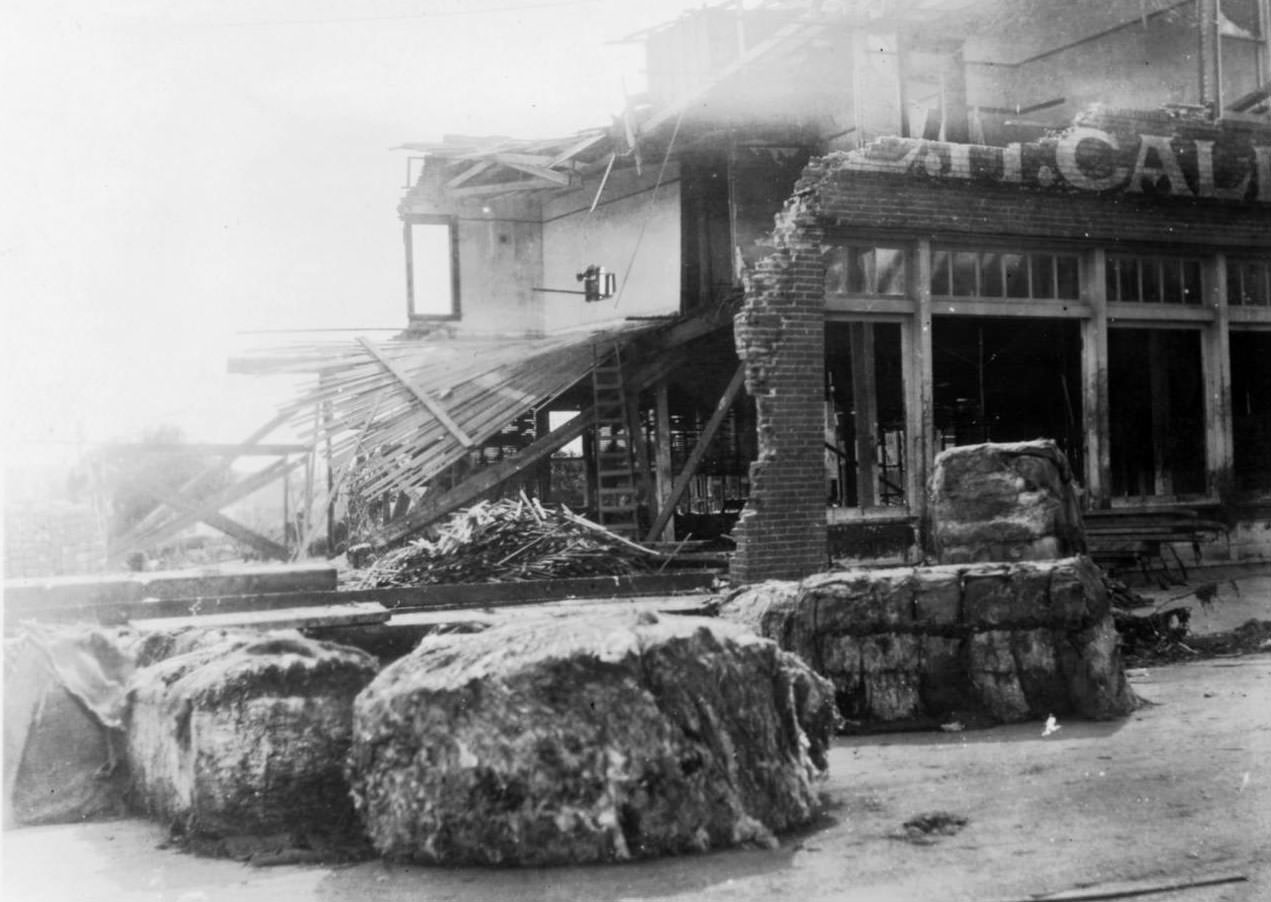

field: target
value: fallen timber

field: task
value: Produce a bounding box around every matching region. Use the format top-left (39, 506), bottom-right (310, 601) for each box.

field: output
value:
top-left (3, 572), bottom-right (719, 627)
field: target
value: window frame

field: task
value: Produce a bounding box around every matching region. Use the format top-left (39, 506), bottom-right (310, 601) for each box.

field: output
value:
top-left (404, 214), bottom-right (461, 321)
top-left (930, 245), bottom-right (1081, 301)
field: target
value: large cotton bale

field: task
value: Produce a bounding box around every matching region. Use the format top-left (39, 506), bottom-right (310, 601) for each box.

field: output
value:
top-left (930, 440), bottom-right (1085, 564)
top-left (347, 612), bottom-right (838, 866)
top-left (126, 632), bottom-right (378, 843)
top-left (719, 556), bottom-right (1137, 727)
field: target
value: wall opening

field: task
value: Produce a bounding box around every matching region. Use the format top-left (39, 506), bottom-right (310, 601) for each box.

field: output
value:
top-left (932, 317), bottom-right (1083, 474)
top-left (1108, 328), bottom-right (1206, 498)
top-left (825, 321), bottom-right (906, 509)
top-left (405, 217), bottom-right (459, 319)
top-left (1231, 331), bottom-right (1271, 493)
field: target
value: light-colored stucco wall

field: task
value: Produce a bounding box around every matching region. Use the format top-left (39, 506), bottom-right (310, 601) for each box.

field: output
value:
top-left (541, 163), bottom-right (682, 333)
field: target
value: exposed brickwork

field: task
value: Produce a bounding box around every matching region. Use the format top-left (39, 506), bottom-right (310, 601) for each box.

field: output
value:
top-left (807, 110), bottom-right (1271, 248)
top-left (732, 197), bottom-right (828, 583)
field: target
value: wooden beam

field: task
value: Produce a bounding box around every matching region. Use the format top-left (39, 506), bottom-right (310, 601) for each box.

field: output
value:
top-left (116, 469), bottom-right (291, 561)
top-left (447, 178), bottom-right (562, 197)
top-left (645, 364), bottom-right (745, 542)
top-left (445, 160), bottom-right (493, 188)
top-left (109, 456), bottom-right (304, 562)
top-left (96, 442), bottom-right (311, 457)
top-left (498, 160), bottom-right (574, 186)
top-left (549, 133), bottom-right (607, 167)
top-left (111, 410), bottom-right (293, 555)
top-left (1204, 252), bottom-right (1234, 496)
top-left (654, 381), bottom-right (675, 541)
top-left (371, 409), bottom-right (596, 547)
top-left (1082, 248), bottom-right (1111, 506)
top-left (849, 323), bottom-right (878, 508)
top-left (357, 337), bottom-right (476, 448)
top-left (486, 152), bottom-right (556, 167)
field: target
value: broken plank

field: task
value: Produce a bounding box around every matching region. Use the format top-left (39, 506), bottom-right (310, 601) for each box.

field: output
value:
top-left (362, 571), bottom-right (719, 612)
top-left (997, 870), bottom-right (1248, 902)
top-left (135, 602), bottom-right (390, 633)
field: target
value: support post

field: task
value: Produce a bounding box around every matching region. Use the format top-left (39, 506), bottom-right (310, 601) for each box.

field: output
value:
top-left (1204, 253), bottom-right (1234, 496)
top-left (849, 323), bottom-right (878, 508)
top-left (906, 240), bottom-right (936, 552)
top-left (1082, 248), bottom-right (1111, 507)
top-left (654, 382), bottom-right (675, 541)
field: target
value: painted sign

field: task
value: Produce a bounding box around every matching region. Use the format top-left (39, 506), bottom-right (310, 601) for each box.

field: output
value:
top-left (843, 126), bottom-right (1271, 204)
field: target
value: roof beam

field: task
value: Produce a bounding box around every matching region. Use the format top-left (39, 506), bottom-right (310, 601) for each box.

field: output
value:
top-left (446, 160), bottom-right (493, 188)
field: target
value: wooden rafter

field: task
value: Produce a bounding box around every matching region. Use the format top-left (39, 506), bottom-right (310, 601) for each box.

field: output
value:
top-left (446, 160), bottom-right (493, 188)
top-left (118, 469), bottom-right (291, 561)
top-left (109, 456), bottom-right (306, 563)
top-left (357, 337), bottom-right (476, 448)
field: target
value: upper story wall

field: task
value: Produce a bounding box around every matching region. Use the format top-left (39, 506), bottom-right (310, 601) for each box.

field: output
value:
top-left (401, 185), bottom-right (545, 335)
top-left (540, 163), bottom-right (681, 332)
top-left (967, 5), bottom-right (1205, 129)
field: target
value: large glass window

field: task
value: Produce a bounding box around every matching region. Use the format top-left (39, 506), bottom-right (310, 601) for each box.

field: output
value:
top-left (932, 317), bottom-right (1083, 476)
top-left (825, 245), bottom-right (907, 296)
top-left (406, 216), bottom-right (459, 318)
top-left (1228, 257), bottom-right (1271, 306)
top-left (1107, 254), bottom-right (1203, 304)
top-left (1109, 329), bottom-right (1206, 497)
top-left (931, 248), bottom-right (1079, 300)
top-left (1221, 0), bottom-right (1267, 109)
top-left (1231, 332), bottom-right (1271, 493)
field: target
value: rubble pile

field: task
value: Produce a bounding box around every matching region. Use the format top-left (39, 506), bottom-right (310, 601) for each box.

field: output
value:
top-left (347, 611), bottom-right (838, 865)
top-left (357, 497), bottom-right (660, 586)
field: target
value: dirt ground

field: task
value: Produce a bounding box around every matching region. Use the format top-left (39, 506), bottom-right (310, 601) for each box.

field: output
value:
top-left (5, 569), bottom-right (1270, 902)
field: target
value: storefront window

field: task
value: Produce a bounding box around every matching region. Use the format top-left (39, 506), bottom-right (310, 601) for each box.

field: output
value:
top-left (931, 247), bottom-right (1079, 300)
top-left (825, 245), bottom-right (907, 297)
top-left (932, 317), bottom-right (1083, 475)
top-left (1106, 254), bottom-right (1202, 304)
top-left (1109, 329), bottom-right (1206, 497)
top-left (1228, 257), bottom-right (1271, 306)
top-left (1231, 332), bottom-right (1271, 493)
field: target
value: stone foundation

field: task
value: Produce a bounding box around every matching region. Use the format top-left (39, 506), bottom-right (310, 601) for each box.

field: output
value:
top-left (720, 555), bottom-right (1137, 727)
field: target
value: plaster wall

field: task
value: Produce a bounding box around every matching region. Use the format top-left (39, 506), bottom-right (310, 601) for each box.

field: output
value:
top-left (541, 164), bottom-right (682, 333)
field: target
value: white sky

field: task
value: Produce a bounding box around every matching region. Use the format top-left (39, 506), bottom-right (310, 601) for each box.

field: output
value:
top-left (0, 0), bottom-right (718, 468)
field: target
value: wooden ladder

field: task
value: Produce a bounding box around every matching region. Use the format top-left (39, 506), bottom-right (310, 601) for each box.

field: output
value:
top-left (591, 345), bottom-right (640, 538)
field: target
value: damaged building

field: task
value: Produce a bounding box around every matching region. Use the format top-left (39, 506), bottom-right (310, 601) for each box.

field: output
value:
top-left (236, 0), bottom-right (1271, 583)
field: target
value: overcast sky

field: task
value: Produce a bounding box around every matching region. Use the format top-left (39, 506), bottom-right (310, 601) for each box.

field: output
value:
top-left (1, 0), bottom-right (714, 467)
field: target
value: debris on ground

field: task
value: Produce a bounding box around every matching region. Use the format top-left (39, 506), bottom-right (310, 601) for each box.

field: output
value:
top-left (1114, 606), bottom-right (1194, 659)
top-left (892, 812), bottom-right (968, 844)
top-left (354, 496), bottom-right (662, 587)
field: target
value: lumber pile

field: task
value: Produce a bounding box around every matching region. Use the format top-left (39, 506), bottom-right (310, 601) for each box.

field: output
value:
top-left (355, 497), bottom-right (662, 587)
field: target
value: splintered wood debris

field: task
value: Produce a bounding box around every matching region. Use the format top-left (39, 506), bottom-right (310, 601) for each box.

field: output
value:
top-left (353, 495), bottom-right (663, 587)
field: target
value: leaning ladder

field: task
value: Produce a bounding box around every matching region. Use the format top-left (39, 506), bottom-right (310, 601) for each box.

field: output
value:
top-left (590, 345), bottom-right (640, 538)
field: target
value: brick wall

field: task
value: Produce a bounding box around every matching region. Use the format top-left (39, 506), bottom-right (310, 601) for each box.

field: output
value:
top-left (731, 197), bottom-right (828, 582)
